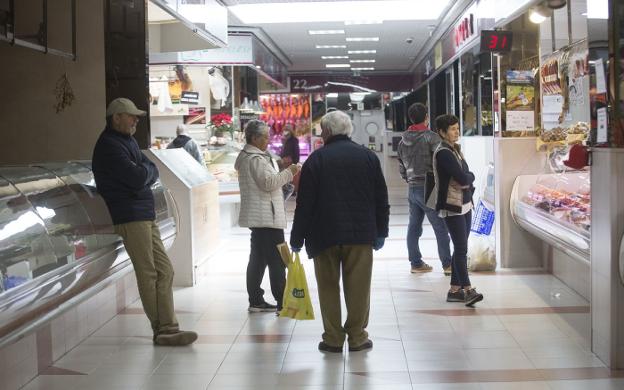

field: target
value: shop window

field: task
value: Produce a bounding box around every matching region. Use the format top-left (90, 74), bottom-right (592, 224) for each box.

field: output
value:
top-left (2, 0), bottom-right (76, 59)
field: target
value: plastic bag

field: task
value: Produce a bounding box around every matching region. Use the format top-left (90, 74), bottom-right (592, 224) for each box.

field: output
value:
top-left (277, 244), bottom-right (314, 320)
top-left (468, 234), bottom-right (496, 272)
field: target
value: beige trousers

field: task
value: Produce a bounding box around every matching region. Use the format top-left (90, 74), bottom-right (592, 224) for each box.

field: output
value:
top-left (114, 221), bottom-right (178, 335)
top-left (313, 244), bottom-right (373, 348)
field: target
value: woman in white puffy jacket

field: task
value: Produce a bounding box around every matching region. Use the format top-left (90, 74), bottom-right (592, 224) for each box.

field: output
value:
top-left (235, 120), bottom-right (301, 313)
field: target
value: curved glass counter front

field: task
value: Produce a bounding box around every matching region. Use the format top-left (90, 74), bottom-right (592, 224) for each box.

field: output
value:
top-left (510, 172), bottom-right (590, 262)
top-left (0, 162), bottom-right (177, 339)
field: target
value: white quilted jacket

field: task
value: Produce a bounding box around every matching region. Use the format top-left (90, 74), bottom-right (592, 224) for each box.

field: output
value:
top-left (235, 144), bottom-right (293, 229)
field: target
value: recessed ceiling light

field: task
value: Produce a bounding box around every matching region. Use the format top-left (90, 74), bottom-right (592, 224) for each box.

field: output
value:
top-left (326, 64), bottom-right (351, 68)
top-left (346, 37), bottom-right (379, 42)
top-left (345, 20), bottom-right (383, 25)
top-left (228, 1), bottom-right (450, 24)
top-left (587, 0), bottom-right (608, 19)
top-left (352, 67), bottom-right (375, 71)
top-left (322, 56), bottom-right (349, 59)
top-left (348, 50), bottom-right (377, 54)
top-left (309, 29), bottom-right (345, 35)
top-left (316, 45), bottom-right (347, 49)
top-left (350, 59), bottom-right (375, 63)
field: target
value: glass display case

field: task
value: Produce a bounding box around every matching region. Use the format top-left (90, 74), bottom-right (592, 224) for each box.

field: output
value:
top-left (511, 172), bottom-right (590, 262)
top-left (0, 162), bottom-right (176, 337)
top-left (205, 140), bottom-right (243, 192)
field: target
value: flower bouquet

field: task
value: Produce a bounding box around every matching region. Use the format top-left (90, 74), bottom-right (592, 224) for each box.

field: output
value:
top-left (207, 113), bottom-right (234, 138)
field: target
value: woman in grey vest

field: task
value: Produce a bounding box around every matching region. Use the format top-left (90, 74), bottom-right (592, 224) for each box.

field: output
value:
top-left (430, 114), bottom-right (483, 306)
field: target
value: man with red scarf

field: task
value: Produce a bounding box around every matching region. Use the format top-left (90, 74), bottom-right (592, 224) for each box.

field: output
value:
top-left (397, 103), bottom-right (452, 275)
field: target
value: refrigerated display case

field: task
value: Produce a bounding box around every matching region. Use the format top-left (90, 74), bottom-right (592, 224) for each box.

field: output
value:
top-left (0, 162), bottom-right (176, 338)
top-left (146, 149), bottom-right (219, 286)
top-left (510, 171), bottom-right (590, 262)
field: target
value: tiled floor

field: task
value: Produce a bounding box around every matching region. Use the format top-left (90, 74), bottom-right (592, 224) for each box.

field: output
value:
top-left (22, 190), bottom-right (624, 389)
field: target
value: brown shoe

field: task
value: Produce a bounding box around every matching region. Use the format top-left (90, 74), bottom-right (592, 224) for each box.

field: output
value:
top-left (155, 330), bottom-right (198, 346)
top-left (349, 339), bottom-right (373, 352)
top-left (410, 263), bottom-right (433, 273)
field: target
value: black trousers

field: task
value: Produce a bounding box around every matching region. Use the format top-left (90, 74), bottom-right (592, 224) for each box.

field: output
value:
top-left (247, 228), bottom-right (286, 308)
top-left (444, 211), bottom-right (472, 288)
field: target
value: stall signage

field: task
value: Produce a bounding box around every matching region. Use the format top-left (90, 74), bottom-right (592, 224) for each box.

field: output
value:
top-left (480, 30), bottom-right (513, 52)
top-left (453, 7), bottom-right (476, 50)
top-left (181, 91), bottom-right (199, 105)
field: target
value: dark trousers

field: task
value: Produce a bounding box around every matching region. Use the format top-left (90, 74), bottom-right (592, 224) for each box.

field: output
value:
top-left (247, 228), bottom-right (286, 308)
top-left (444, 211), bottom-right (472, 288)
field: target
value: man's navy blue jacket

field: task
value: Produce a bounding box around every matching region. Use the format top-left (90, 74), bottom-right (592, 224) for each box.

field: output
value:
top-left (92, 127), bottom-right (158, 225)
top-left (290, 135), bottom-right (390, 259)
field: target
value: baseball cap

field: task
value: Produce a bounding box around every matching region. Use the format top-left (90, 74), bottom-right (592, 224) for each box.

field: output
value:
top-left (106, 97), bottom-right (147, 117)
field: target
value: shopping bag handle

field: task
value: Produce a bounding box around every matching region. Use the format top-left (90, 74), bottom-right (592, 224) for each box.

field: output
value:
top-left (276, 242), bottom-right (292, 266)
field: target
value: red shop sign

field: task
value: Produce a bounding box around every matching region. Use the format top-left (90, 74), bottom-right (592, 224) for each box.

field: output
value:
top-left (454, 13), bottom-right (475, 49)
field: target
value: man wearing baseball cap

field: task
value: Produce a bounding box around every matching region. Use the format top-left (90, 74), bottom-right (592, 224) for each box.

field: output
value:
top-left (92, 97), bottom-right (198, 346)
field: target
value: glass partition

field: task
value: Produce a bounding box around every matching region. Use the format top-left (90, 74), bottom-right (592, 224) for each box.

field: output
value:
top-left (0, 176), bottom-right (55, 292)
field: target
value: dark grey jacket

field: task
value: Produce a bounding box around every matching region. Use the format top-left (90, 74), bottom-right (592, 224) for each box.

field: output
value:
top-left (290, 135), bottom-right (390, 259)
top-left (397, 126), bottom-right (442, 186)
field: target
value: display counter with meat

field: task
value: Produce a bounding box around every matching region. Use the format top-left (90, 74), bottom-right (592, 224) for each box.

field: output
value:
top-left (511, 171), bottom-right (590, 263)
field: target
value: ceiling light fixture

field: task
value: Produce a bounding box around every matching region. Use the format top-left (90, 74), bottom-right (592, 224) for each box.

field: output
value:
top-left (350, 59), bottom-right (375, 63)
top-left (344, 20), bottom-right (383, 25)
top-left (348, 50), bottom-right (377, 54)
top-left (587, 0), bottom-right (608, 19)
top-left (325, 64), bottom-right (351, 68)
top-left (529, 6), bottom-right (549, 24)
top-left (316, 45), bottom-right (347, 49)
top-left (352, 67), bottom-right (375, 71)
top-left (309, 29), bottom-right (345, 35)
top-left (346, 37), bottom-right (380, 42)
top-left (322, 56), bottom-right (349, 59)
top-left (545, 0), bottom-right (566, 9)
top-left (227, 1), bottom-right (450, 24)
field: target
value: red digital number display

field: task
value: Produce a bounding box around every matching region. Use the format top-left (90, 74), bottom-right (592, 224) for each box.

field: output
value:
top-left (480, 30), bottom-right (513, 52)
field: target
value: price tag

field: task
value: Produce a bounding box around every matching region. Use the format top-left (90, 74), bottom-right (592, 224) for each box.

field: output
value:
top-left (597, 107), bottom-right (608, 143)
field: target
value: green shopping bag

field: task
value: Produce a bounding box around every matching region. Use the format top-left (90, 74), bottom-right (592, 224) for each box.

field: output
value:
top-left (277, 243), bottom-right (314, 320)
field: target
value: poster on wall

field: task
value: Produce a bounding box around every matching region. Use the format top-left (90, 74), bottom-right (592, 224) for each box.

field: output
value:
top-left (184, 107), bottom-right (206, 125)
top-left (506, 70), bottom-right (535, 131)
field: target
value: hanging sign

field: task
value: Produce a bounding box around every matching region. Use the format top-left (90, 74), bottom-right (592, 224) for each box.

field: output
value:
top-left (480, 30), bottom-right (513, 52)
top-left (180, 91), bottom-right (199, 105)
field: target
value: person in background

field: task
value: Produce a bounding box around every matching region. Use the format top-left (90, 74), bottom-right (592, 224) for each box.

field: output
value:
top-left (167, 124), bottom-right (204, 165)
top-left (279, 124), bottom-right (301, 198)
top-left (431, 114), bottom-right (483, 307)
top-left (290, 110), bottom-right (389, 353)
top-left (397, 103), bottom-right (452, 275)
top-left (92, 97), bottom-right (198, 346)
top-left (235, 119), bottom-right (301, 313)
top-left (280, 123), bottom-right (300, 166)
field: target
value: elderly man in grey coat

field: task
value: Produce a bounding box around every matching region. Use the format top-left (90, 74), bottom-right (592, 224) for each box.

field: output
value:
top-left (167, 124), bottom-right (204, 165)
top-left (235, 120), bottom-right (301, 313)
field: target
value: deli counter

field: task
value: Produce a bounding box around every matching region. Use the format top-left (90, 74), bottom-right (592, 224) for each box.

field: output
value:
top-left (511, 171), bottom-right (590, 263)
top-left (0, 162), bottom-right (176, 341)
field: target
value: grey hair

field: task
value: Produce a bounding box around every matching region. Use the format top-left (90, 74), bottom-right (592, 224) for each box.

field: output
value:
top-left (176, 124), bottom-right (187, 135)
top-left (244, 119), bottom-right (268, 144)
top-left (320, 110), bottom-right (352, 138)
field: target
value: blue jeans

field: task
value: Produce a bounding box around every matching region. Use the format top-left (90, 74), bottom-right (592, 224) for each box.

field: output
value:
top-left (407, 185), bottom-right (452, 268)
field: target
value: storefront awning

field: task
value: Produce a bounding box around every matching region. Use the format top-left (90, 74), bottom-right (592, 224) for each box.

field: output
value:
top-left (148, 0), bottom-right (227, 53)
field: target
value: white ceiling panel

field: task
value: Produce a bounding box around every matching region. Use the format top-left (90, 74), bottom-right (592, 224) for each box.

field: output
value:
top-left (223, 0), bottom-right (449, 73)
